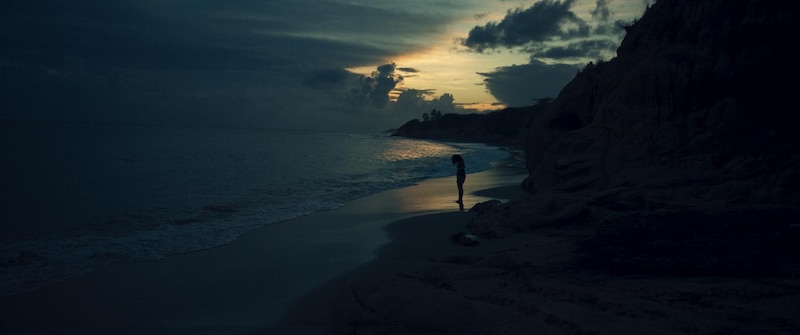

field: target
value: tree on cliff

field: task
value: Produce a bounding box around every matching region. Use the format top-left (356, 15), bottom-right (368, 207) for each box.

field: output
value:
top-left (422, 109), bottom-right (443, 122)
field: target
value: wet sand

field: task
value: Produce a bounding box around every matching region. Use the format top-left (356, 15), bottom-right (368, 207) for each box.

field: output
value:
top-left (0, 166), bottom-right (526, 334)
top-left (5, 163), bottom-right (797, 334)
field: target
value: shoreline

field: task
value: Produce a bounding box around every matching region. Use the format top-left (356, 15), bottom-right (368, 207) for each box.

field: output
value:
top-left (6, 154), bottom-right (795, 334)
top-left (0, 165), bottom-right (528, 334)
top-left (275, 195), bottom-right (800, 333)
top-left (0, 133), bottom-right (517, 298)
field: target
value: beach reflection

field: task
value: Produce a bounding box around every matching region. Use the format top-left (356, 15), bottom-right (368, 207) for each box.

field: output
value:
top-left (380, 139), bottom-right (452, 162)
top-left (381, 168), bottom-right (528, 214)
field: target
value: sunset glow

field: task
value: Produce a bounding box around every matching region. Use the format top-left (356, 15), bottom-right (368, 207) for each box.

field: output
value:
top-left (2, 0), bottom-right (649, 129)
top-left (344, 0), bottom-right (648, 115)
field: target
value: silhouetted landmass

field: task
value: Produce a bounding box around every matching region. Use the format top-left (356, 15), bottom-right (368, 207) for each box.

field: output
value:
top-left (400, 0), bottom-right (800, 277)
top-left (392, 105), bottom-right (546, 146)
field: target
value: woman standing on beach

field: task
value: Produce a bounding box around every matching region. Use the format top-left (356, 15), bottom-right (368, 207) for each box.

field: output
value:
top-left (452, 154), bottom-right (466, 210)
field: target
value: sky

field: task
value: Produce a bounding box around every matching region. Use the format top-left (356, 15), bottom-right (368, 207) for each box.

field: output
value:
top-left (1, 0), bottom-right (649, 131)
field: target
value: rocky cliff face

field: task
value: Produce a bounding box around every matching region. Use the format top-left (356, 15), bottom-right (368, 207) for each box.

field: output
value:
top-left (522, 0), bottom-right (798, 207)
top-left (467, 0), bottom-right (799, 277)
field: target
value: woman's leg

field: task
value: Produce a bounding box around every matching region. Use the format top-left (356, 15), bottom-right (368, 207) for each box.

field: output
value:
top-left (457, 182), bottom-right (464, 210)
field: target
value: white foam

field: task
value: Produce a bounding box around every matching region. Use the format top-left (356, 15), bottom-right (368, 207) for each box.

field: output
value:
top-left (1, 125), bottom-right (512, 297)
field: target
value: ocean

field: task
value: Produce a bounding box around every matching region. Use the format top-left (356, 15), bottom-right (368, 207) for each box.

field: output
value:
top-left (0, 120), bottom-right (516, 296)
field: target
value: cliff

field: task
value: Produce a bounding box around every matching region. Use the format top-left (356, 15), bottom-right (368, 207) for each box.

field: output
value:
top-left (523, 0), bottom-right (797, 196)
top-left (470, 0), bottom-right (800, 277)
top-left (319, 2), bottom-right (800, 331)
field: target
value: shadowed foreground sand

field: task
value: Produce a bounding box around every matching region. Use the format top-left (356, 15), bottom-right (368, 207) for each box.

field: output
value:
top-left (277, 209), bottom-right (800, 334)
top-left (277, 182), bottom-right (800, 333)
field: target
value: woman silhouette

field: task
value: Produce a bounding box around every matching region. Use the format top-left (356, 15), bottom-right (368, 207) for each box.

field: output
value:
top-left (452, 154), bottom-right (465, 210)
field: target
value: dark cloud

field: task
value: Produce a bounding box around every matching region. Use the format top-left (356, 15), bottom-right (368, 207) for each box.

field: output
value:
top-left (462, 0), bottom-right (589, 52)
top-left (345, 63), bottom-right (404, 109)
top-left (1, 1), bottom-right (401, 72)
top-left (396, 89), bottom-right (434, 114)
top-left (460, 0), bottom-right (640, 108)
top-left (529, 39), bottom-right (621, 60)
top-left (461, 0), bottom-right (626, 62)
top-left (395, 90), bottom-right (458, 117)
top-left (371, 64), bottom-right (404, 108)
top-left (0, 0), bottom-right (461, 131)
top-left (592, 0), bottom-right (613, 22)
top-left (302, 68), bottom-right (351, 87)
top-left (0, 0), bottom-right (643, 129)
top-left (478, 60), bottom-right (578, 107)
top-left (474, 12), bottom-right (490, 20)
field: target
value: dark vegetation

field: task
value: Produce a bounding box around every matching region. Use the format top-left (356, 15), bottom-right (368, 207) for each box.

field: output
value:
top-left (392, 104), bottom-right (548, 146)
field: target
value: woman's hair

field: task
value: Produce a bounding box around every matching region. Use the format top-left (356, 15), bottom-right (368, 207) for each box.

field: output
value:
top-left (451, 154), bottom-right (463, 164)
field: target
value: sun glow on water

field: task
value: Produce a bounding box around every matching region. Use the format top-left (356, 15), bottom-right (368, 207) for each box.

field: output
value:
top-left (380, 138), bottom-right (454, 162)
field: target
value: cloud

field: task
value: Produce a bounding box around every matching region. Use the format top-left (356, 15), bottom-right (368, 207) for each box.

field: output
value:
top-left (473, 12), bottom-right (489, 20)
top-left (397, 67), bottom-right (420, 73)
top-left (478, 60), bottom-right (578, 107)
top-left (462, 0), bottom-right (589, 52)
top-left (460, 0), bottom-right (639, 107)
top-left (343, 63), bottom-right (404, 109)
top-left (528, 39), bottom-right (621, 60)
top-left (395, 90), bottom-right (458, 116)
top-left (370, 63), bottom-right (404, 108)
top-left (460, 0), bottom-right (629, 62)
top-left (0, 0), bottom-right (468, 131)
top-left (0, 0), bottom-right (645, 130)
top-left (302, 68), bottom-right (351, 87)
top-left (591, 0), bottom-right (613, 22)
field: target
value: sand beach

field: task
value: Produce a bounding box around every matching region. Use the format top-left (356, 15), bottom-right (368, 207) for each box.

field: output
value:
top-left (2, 164), bottom-right (799, 334)
top-left (0, 166), bottom-right (525, 334)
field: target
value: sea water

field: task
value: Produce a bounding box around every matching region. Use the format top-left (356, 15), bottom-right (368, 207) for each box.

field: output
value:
top-left (0, 120), bottom-right (515, 296)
